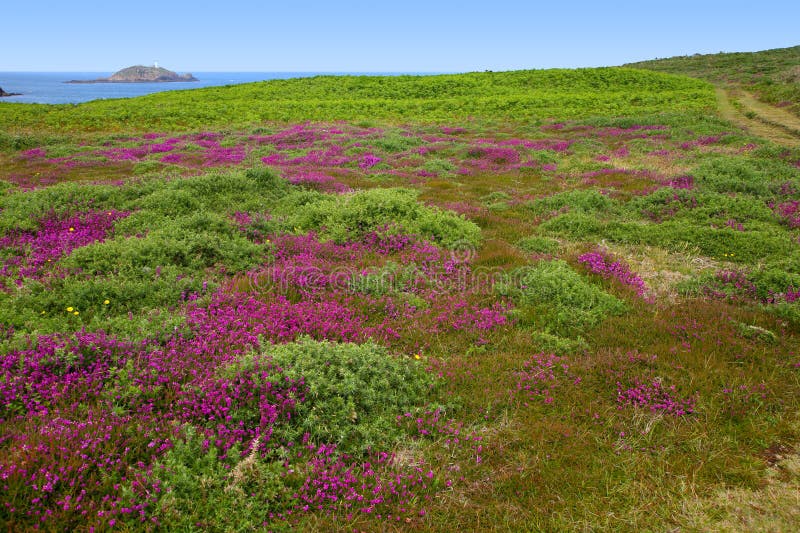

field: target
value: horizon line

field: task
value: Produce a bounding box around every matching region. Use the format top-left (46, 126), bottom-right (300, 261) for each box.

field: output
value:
top-left (0, 69), bottom-right (460, 74)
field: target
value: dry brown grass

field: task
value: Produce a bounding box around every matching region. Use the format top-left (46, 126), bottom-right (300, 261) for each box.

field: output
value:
top-left (677, 444), bottom-right (800, 531)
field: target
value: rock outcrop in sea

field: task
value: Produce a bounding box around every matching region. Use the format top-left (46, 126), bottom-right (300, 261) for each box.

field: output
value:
top-left (0, 86), bottom-right (22, 97)
top-left (66, 66), bottom-right (198, 84)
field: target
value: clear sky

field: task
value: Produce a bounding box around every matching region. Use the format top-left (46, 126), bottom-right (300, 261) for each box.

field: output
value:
top-left (4, 0), bottom-right (799, 72)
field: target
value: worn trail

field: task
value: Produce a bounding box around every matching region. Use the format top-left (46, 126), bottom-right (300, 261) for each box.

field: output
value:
top-left (715, 88), bottom-right (800, 148)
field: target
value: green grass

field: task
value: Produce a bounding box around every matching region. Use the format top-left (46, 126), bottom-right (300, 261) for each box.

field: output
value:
top-left (0, 68), bottom-right (714, 133)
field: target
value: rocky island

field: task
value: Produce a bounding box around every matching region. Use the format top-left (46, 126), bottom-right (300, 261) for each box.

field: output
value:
top-left (0, 87), bottom-right (22, 97)
top-left (66, 65), bottom-right (198, 84)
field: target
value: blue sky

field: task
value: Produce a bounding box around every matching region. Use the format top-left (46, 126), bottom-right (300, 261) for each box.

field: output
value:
top-left (4, 1), bottom-right (799, 72)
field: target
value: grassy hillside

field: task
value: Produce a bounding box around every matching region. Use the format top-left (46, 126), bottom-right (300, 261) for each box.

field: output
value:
top-left (627, 45), bottom-right (800, 116)
top-left (0, 68), bottom-right (714, 133)
top-left (1, 66), bottom-right (799, 531)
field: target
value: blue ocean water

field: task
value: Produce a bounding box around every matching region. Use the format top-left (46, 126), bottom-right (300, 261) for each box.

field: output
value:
top-left (0, 72), bottom-right (421, 105)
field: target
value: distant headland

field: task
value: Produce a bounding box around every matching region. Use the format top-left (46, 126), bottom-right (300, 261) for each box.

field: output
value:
top-left (0, 86), bottom-right (22, 97)
top-left (66, 65), bottom-right (198, 84)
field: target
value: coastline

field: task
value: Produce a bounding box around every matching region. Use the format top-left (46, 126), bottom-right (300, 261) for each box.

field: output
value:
top-left (0, 72), bottom-right (437, 104)
top-left (65, 79), bottom-right (199, 84)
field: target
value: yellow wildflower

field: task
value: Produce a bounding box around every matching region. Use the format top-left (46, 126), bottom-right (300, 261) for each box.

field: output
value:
top-left (73, 311), bottom-right (79, 316)
top-left (103, 299), bottom-right (110, 305)
top-left (66, 306), bottom-right (74, 312)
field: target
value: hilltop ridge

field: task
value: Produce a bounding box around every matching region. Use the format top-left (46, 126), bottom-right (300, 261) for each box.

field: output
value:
top-left (624, 45), bottom-right (800, 84)
top-left (626, 45), bottom-right (800, 118)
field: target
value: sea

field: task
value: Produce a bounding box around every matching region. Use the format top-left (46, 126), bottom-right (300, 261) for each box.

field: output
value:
top-left (0, 72), bottom-right (423, 105)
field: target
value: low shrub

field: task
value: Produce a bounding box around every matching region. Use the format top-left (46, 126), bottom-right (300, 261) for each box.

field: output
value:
top-left (225, 336), bottom-right (436, 453)
top-left (516, 235), bottom-right (560, 254)
top-left (511, 260), bottom-right (627, 334)
top-left (273, 187), bottom-right (481, 248)
top-left (528, 189), bottom-right (614, 216)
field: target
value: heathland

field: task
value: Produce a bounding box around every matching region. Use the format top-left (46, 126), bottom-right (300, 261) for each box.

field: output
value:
top-left (0, 59), bottom-right (799, 531)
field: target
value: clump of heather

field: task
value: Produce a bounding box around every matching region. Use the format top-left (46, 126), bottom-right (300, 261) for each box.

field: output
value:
top-left (616, 378), bottom-right (695, 416)
top-left (18, 147), bottom-right (47, 160)
top-left (512, 353), bottom-right (576, 406)
top-left (160, 152), bottom-right (183, 164)
top-left (769, 199), bottom-right (800, 228)
top-left (612, 145), bottom-right (630, 158)
top-left (280, 438), bottom-right (438, 521)
top-left (203, 145), bottom-right (247, 166)
top-left (665, 175), bottom-right (694, 189)
top-left (702, 268), bottom-right (800, 306)
top-left (680, 135), bottom-right (725, 149)
top-left (251, 123), bottom-right (338, 150)
top-left (465, 145), bottom-right (521, 170)
top-left (439, 301), bottom-right (510, 334)
top-left (0, 409), bottom-right (171, 528)
top-left (720, 383), bottom-right (770, 419)
top-left (724, 218), bottom-right (745, 231)
top-left (436, 201), bottom-right (490, 219)
top-left (397, 407), bottom-right (485, 464)
top-left (703, 269), bottom-right (759, 301)
top-left (359, 153), bottom-right (382, 169)
top-left (578, 250), bottom-right (650, 300)
top-left (0, 209), bottom-right (129, 287)
top-left (285, 171), bottom-right (350, 193)
top-left (0, 331), bottom-right (172, 528)
top-left (784, 287), bottom-right (800, 303)
top-left (501, 138), bottom-right (572, 151)
top-left (0, 330), bottom-right (134, 417)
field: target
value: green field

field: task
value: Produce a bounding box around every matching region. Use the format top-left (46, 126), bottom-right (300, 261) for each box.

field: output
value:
top-left (0, 68), bottom-right (714, 133)
top-left (1, 63), bottom-right (800, 531)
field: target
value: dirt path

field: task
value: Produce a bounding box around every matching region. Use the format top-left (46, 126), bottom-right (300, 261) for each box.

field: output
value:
top-left (715, 88), bottom-right (800, 148)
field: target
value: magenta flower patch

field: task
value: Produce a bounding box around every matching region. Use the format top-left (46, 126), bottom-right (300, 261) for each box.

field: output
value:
top-left (577, 250), bottom-right (650, 300)
top-left (616, 378), bottom-right (695, 416)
